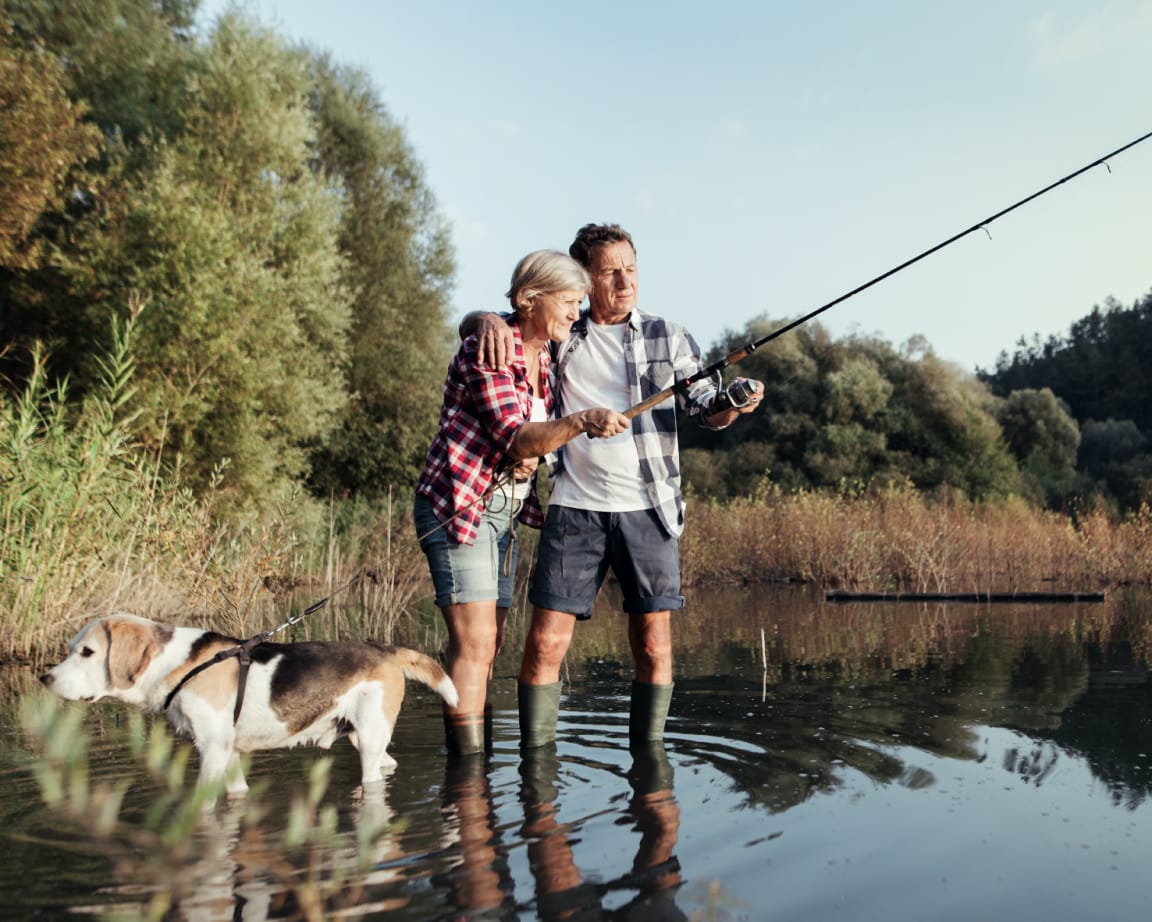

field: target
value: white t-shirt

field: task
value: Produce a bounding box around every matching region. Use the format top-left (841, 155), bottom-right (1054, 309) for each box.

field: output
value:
top-left (549, 320), bottom-right (651, 511)
top-left (512, 396), bottom-right (548, 501)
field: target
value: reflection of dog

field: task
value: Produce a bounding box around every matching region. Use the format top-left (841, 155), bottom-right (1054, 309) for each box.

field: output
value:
top-left (40, 614), bottom-right (457, 795)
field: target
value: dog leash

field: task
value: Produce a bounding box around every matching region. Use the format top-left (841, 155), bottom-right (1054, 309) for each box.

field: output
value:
top-left (162, 572), bottom-right (367, 721)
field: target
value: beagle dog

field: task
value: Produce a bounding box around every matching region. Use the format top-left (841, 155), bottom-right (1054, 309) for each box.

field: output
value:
top-left (40, 613), bottom-right (458, 795)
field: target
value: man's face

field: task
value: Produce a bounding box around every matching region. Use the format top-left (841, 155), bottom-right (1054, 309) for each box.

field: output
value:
top-left (586, 239), bottom-right (638, 324)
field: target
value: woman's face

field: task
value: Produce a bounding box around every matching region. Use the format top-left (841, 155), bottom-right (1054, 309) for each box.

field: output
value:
top-left (525, 289), bottom-right (585, 342)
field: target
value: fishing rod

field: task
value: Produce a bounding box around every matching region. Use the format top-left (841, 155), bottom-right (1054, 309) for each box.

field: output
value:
top-left (623, 127), bottom-right (1152, 421)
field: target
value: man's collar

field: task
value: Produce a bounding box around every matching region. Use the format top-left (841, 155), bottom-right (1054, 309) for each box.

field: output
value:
top-left (577, 307), bottom-right (640, 334)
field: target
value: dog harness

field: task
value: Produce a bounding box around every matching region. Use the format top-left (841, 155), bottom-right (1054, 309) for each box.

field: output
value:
top-left (163, 633), bottom-right (267, 723)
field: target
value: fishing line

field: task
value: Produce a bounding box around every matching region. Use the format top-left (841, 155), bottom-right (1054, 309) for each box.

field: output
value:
top-left (427, 130), bottom-right (1152, 533)
top-left (624, 127), bottom-right (1152, 420)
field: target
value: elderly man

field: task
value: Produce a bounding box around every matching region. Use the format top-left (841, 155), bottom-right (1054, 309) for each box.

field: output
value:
top-left (473, 222), bottom-right (763, 750)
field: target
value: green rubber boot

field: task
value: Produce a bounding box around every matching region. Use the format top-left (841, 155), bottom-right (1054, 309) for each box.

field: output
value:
top-left (443, 712), bottom-right (486, 756)
top-left (518, 681), bottom-right (562, 750)
top-left (628, 680), bottom-right (674, 749)
top-left (518, 742), bottom-right (561, 805)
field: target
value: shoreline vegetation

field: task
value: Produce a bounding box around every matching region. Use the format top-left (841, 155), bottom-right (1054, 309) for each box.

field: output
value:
top-left (6, 335), bottom-right (1152, 667)
top-left (12, 330), bottom-right (1145, 671)
top-left (5, 6), bottom-right (1152, 670)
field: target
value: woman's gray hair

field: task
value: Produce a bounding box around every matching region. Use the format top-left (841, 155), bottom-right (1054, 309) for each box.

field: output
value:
top-left (506, 250), bottom-right (591, 316)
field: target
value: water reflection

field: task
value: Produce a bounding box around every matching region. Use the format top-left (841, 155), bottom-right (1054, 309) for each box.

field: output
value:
top-left (513, 743), bottom-right (684, 921)
top-left (431, 743), bottom-right (685, 920)
top-left (437, 754), bottom-right (514, 917)
top-left (97, 774), bottom-right (413, 920)
top-left (558, 585), bottom-right (1152, 818)
top-left (4, 587), bottom-right (1152, 920)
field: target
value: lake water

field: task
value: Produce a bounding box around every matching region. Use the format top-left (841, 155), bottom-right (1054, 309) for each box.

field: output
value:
top-left (2, 585), bottom-right (1151, 920)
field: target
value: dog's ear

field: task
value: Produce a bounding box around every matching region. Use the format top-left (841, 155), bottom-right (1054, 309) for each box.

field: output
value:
top-left (105, 618), bottom-right (160, 689)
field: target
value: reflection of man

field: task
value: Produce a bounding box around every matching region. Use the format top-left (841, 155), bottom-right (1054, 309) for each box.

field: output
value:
top-left (476, 223), bottom-right (763, 750)
top-left (518, 744), bottom-right (685, 919)
top-left (620, 745), bottom-right (685, 917)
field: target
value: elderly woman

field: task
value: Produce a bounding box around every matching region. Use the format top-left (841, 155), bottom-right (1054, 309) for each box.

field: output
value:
top-left (414, 250), bottom-right (629, 755)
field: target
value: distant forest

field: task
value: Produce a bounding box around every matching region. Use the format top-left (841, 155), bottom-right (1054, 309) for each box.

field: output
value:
top-left (680, 290), bottom-right (1152, 513)
top-left (980, 292), bottom-right (1152, 510)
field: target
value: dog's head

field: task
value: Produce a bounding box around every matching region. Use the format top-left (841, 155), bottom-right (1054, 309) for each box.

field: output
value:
top-left (40, 614), bottom-right (173, 705)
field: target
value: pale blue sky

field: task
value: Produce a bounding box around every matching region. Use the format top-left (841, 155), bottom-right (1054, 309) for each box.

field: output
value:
top-left (197, 1), bottom-right (1152, 370)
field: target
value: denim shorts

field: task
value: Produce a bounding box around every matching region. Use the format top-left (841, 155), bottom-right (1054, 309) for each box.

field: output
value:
top-left (528, 506), bottom-right (684, 619)
top-left (414, 493), bottom-right (519, 609)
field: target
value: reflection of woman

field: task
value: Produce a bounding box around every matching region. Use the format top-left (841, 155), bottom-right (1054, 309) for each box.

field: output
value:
top-left (439, 756), bottom-right (515, 914)
top-left (414, 251), bottom-right (629, 754)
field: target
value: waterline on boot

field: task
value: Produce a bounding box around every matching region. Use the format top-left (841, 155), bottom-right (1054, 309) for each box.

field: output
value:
top-left (444, 713), bottom-right (487, 755)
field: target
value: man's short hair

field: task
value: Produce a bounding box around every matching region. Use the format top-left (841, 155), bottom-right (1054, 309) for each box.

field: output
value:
top-left (569, 223), bottom-right (636, 268)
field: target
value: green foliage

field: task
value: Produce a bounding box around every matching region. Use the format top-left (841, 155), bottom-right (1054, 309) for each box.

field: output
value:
top-left (4, 0), bottom-right (197, 143)
top-left (684, 317), bottom-right (1021, 501)
top-left (304, 56), bottom-right (455, 497)
top-left (996, 388), bottom-right (1080, 471)
top-left (986, 293), bottom-right (1152, 432)
top-left (62, 14), bottom-right (353, 511)
top-left (1, 4), bottom-right (454, 513)
top-left (994, 387), bottom-right (1081, 506)
top-left (0, 320), bottom-right (430, 660)
top-left (1076, 419), bottom-right (1152, 510)
top-left (0, 21), bottom-right (102, 269)
top-left (983, 291), bottom-right (1152, 509)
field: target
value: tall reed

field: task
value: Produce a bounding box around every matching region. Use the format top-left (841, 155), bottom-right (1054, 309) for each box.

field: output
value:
top-left (0, 326), bottom-right (163, 660)
top-left (0, 322), bottom-right (427, 665)
top-left (682, 482), bottom-right (1152, 592)
top-left (20, 692), bottom-right (392, 922)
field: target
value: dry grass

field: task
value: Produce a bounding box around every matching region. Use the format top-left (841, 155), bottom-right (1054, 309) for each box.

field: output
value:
top-left (683, 483), bottom-right (1152, 593)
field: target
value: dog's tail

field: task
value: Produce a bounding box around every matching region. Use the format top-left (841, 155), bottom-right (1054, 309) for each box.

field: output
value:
top-left (397, 649), bottom-right (459, 708)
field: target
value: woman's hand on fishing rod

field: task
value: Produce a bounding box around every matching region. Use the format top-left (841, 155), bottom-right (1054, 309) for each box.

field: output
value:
top-left (508, 408), bottom-right (629, 459)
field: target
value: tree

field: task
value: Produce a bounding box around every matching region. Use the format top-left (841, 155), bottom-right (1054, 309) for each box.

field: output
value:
top-left (2, 4), bottom-right (457, 511)
top-left (983, 293), bottom-right (1152, 434)
top-left (1, 0), bottom-right (195, 390)
top-left (996, 389), bottom-right (1080, 470)
top-left (1077, 419), bottom-right (1150, 509)
top-left (0, 22), bottom-right (101, 270)
top-left (980, 290), bottom-right (1152, 509)
top-left (881, 350), bottom-right (1020, 499)
top-left (4, 0), bottom-right (196, 143)
top-left (684, 315), bottom-right (1021, 500)
top-left (64, 14), bottom-right (352, 509)
top-left (994, 388), bottom-right (1080, 506)
top-left (304, 56), bottom-right (455, 497)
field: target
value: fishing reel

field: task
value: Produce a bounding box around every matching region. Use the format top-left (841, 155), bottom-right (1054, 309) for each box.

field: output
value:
top-left (709, 376), bottom-right (760, 414)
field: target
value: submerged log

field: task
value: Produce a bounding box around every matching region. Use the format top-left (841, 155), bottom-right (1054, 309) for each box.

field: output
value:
top-left (825, 590), bottom-right (1106, 603)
